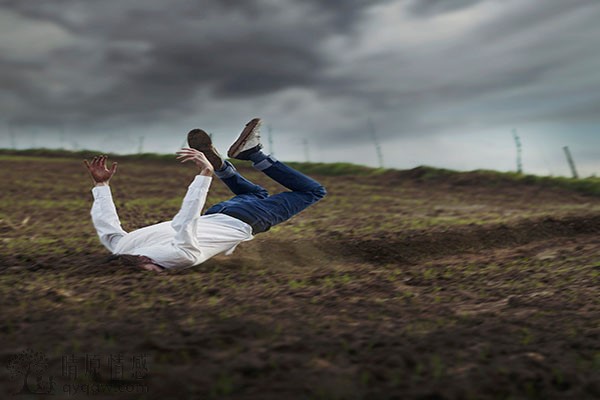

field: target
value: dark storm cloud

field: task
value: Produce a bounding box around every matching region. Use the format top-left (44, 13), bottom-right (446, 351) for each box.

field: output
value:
top-left (0, 0), bottom-right (599, 176)
top-left (0, 0), bottom-right (387, 126)
top-left (312, 0), bottom-right (600, 144)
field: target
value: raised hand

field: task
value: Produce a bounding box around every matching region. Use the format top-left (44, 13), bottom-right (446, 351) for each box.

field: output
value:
top-left (83, 155), bottom-right (118, 185)
top-left (176, 148), bottom-right (214, 176)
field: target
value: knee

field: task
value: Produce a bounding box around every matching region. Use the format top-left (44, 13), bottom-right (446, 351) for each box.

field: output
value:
top-left (310, 184), bottom-right (327, 201)
top-left (256, 188), bottom-right (269, 199)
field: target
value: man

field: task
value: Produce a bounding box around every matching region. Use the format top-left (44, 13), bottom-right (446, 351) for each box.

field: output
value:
top-left (84, 118), bottom-right (326, 271)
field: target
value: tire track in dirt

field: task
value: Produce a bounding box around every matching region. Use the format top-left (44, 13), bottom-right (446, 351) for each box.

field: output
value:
top-left (266, 214), bottom-right (600, 265)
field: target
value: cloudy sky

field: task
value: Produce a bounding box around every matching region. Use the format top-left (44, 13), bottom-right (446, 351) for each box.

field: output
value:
top-left (1, 0), bottom-right (599, 176)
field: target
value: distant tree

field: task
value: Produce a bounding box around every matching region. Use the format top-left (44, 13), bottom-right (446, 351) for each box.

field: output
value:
top-left (6, 349), bottom-right (49, 394)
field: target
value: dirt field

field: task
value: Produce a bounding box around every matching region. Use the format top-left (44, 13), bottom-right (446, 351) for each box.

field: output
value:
top-left (0, 151), bottom-right (599, 399)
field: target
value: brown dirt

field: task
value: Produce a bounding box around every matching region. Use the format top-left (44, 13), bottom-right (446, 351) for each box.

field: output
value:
top-left (0, 153), bottom-right (599, 399)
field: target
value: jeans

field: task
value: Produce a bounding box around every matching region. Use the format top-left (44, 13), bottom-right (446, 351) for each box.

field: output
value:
top-left (204, 157), bottom-right (326, 234)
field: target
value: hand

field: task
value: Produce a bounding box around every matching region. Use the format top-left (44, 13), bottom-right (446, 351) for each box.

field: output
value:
top-left (176, 148), bottom-right (214, 176)
top-left (83, 155), bottom-right (118, 185)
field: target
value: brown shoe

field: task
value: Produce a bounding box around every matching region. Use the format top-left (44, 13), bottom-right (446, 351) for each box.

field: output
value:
top-left (227, 118), bottom-right (263, 160)
top-left (187, 129), bottom-right (224, 170)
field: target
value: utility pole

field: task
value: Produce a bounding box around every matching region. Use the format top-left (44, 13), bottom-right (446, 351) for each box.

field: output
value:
top-left (367, 118), bottom-right (384, 168)
top-left (512, 128), bottom-right (523, 174)
top-left (8, 123), bottom-right (16, 149)
top-left (563, 146), bottom-right (579, 179)
top-left (138, 136), bottom-right (145, 153)
top-left (31, 128), bottom-right (37, 148)
top-left (267, 124), bottom-right (274, 156)
top-left (303, 138), bottom-right (310, 162)
top-left (59, 127), bottom-right (66, 149)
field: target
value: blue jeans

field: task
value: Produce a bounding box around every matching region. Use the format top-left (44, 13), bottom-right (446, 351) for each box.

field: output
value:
top-left (204, 156), bottom-right (326, 233)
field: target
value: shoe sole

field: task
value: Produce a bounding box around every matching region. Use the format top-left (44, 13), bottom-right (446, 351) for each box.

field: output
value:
top-left (187, 130), bottom-right (224, 170)
top-left (227, 118), bottom-right (262, 158)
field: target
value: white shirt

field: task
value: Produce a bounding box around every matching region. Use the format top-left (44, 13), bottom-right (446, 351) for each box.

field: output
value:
top-left (90, 175), bottom-right (253, 269)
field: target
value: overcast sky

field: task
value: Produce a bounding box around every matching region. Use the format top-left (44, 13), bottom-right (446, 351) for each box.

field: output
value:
top-left (1, 0), bottom-right (599, 176)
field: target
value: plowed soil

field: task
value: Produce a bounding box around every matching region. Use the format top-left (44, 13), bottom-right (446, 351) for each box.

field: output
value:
top-left (0, 153), bottom-right (598, 399)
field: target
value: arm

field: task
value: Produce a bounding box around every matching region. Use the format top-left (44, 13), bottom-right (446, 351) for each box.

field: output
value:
top-left (170, 175), bottom-right (212, 251)
top-left (84, 155), bottom-right (126, 252)
top-left (171, 148), bottom-right (214, 251)
top-left (90, 185), bottom-right (127, 251)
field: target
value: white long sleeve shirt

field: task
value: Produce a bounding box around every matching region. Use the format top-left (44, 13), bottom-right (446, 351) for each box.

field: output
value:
top-left (90, 175), bottom-right (253, 269)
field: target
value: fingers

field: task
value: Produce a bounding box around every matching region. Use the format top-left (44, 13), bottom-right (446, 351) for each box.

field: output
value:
top-left (176, 148), bottom-right (202, 156)
top-left (86, 156), bottom-right (101, 169)
top-left (109, 162), bottom-right (118, 175)
top-left (178, 154), bottom-right (210, 164)
top-left (176, 148), bottom-right (210, 163)
top-left (179, 156), bottom-right (197, 163)
top-left (87, 155), bottom-right (112, 169)
top-left (90, 155), bottom-right (102, 168)
top-left (176, 153), bottom-right (207, 160)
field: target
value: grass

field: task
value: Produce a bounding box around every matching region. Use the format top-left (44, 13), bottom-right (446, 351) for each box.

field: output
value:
top-left (1, 148), bottom-right (599, 195)
top-left (402, 165), bottom-right (600, 196)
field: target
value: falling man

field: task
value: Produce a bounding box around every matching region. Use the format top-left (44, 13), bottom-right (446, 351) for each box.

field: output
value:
top-left (84, 118), bottom-right (326, 271)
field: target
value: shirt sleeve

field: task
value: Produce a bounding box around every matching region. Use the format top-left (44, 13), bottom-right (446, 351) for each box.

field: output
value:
top-left (170, 175), bottom-right (212, 253)
top-left (90, 185), bottom-right (127, 252)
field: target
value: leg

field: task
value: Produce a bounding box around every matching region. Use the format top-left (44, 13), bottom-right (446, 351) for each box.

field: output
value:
top-left (254, 155), bottom-right (327, 230)
top-left (210, 119), bottom-right (325, 232)
top-left (215, 154), bottom-right (326, 233)
top-left (253, 155), bottom-right (325, 195)
top-left (214, 160), bottom-right (269, 197)
top-left (204, 161), bottom-right (269, 216)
